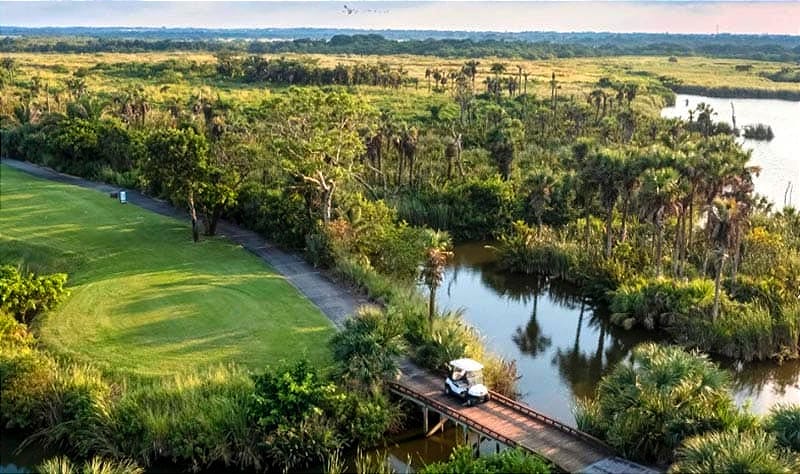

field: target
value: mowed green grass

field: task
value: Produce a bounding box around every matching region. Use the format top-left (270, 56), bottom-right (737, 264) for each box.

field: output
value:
top-left (0, 165), bottom-right (334, 377)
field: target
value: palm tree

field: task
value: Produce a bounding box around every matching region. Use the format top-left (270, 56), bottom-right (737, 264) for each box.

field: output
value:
top-left (462, 60), bottom-right (479, 90)
top-left (12, 102), bottom-right (41, 125)
top-left (549, 72), bottom-right (559, 111)
top-left (66, 95), bottom-right (108, 121)
top-left (490, 62), bottom-right (506, 77)
top-left (592, 149), bottom-right (625, 259)
top-left (640, 168), bottom-right (680, 277)
top-left (707, 198), bottom-right (739, 320)
top-left (588, 89), bottom-right (605, 122)
top-left (420, 230), bottom-right (454, 328)
top-left (114, 86), bottom-right (150, 127)
top-left (619, 150), bottom-right (647, 243)
top-left (424, 68), bottom-right (432, 93)
top-left (579, 148), bottom-right (625, 259)
top-left (506, 76), bottom-right (517, 97)
top-left (672, 430), bottom-right (798, 474)
top-left (694, 102), bottom-right (717, 137)
top-left (526, 169), bottom-right (555, 235)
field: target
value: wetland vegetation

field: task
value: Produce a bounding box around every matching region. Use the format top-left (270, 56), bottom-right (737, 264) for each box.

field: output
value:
top-left (2, 28), bottom-right (800, 472)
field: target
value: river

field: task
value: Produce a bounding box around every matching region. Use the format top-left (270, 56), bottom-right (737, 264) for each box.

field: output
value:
top-left (435, 91), bottom-right (800, 427)
top-left (437, 243), bottom-right (800, 426)
top-left (661, 94), bottom-right (800, 208)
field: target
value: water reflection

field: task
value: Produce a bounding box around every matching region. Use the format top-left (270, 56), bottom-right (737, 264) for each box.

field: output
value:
top-left (437, 242), bottom-right (800, 425)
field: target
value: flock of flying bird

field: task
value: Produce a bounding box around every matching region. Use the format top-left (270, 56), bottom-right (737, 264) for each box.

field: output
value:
top-left (342, 4), bottom-right (389, 15)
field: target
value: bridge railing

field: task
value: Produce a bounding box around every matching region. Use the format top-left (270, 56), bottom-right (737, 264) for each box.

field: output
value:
top-left (387, 381), bottom-right (522, 449)
top-left (488, 390), bottom-right (614, 454)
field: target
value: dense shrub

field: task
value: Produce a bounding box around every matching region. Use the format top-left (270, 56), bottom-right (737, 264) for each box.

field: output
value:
top-left (330, 306), bottom-right (407, 390)
top-left (766, 404), bottom-right (800, 452)
top-left (609, 277), bottom-right (715, 330)
top-left (328, 194), bottom-right (430, 280)
top-left (673, 302), bottom-right (800, 362)
top-left (249, 359), bottom-right (337, 431)
top-left (670, 430), bottom-right (799, 474)
top-left (0, 265), bottom-right (69, 323)
top-left (575, 343), bottom-right (748, 465)
top-left (335, 391), bottom-right (403, 447)
top-left (106, 367), bottom-right (259, 471)
top-left (229, 183), bottom-right (313, 249)
top-left (419, 445), bottom-right (550, 474)
top-left (396, 176), bottom-right (516, 241)
top-left (496, 221), bottom-right (627, 299)
top-left (742, 123), bottom-right (775, 141)
top-left (265, 412), bottom-right (342, 473)
top-left (0, 311), bottom-right (58, 430)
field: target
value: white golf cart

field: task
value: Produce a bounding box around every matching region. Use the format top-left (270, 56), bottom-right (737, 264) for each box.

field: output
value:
top-left (444, 358), bottom-right (490, 405)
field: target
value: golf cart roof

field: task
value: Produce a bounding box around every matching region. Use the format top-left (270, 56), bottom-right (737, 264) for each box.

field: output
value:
top-left (449, 358), bottom-right (484, 371)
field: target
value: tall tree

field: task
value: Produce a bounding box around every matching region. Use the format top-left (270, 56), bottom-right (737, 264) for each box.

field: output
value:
top-left (640, 167), bottom-right (680, 276)
top-left (587, 148), bottom-right (626, 259)
top-left (526, 169), bottom-right (556, 236)
top-left (420, 230), bottom-right (453, 328)
top-left (264, 87), bottom-right (376, 224)
top-left (462, 59), bottom-right (480, 90)
top-left (143, 127), bottom-right (210, 242)
top-left (707, 198), bottom-right (739, 320)
top-left (487, 118), bottom-right (523, 181)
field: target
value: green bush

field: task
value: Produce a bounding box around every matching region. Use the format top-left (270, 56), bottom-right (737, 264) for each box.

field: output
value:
top-left (673, 302), bottom-right (800, 362)
top-left (670, 430), bottom-right (799, 474)
top-left (575, 343), bottom-right (743, 465)
top-left (0, 265), bottom-right (69, 323)
top-left (419, 445), bottom-right (550, 474)
top-left (107, 367), bottom-right (259, 471)
top-left (335, 391), bottom-right (403, 447)
top-left (33, 363), bottom-right (115, 456)
top-left (265, 412), bottom-right (342, 473)
top-left (396, 176), bottom-right (516, 241)
top-left (766, 404), bottom-right (800, 452)
top-left (0, 312), bottom-right (58, 430)
top-left (330, 306), bottom-right (407, 390)
top-left (249, 359), bottom-right (338, 431)
top-left (229, 183), bottom-right (313, 250)
top-left (496, 221), bottom-right (625, 299)
top-left (610, 277), bottom-right (715, 330)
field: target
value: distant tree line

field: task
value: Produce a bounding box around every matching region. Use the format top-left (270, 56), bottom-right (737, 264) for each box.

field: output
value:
top-left (216, 54), bottom-right (410, 87)
top-left (2, 32), bottom-right (800, 62)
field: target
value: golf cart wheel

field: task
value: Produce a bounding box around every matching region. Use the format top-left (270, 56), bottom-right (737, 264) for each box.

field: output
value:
top-left (445, 384), bottom-right (452, 395)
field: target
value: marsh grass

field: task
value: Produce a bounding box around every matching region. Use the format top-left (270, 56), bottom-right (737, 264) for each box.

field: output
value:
top-left (37, 456), bottom-right (144, 474)
top-left (766, 404), bottom-right (800, 452)
top-left (670, 430), bottom-right (800, 474)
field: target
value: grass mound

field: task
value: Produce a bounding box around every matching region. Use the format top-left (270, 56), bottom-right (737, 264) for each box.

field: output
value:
top-left (0, 165), bottom-right (334, 376)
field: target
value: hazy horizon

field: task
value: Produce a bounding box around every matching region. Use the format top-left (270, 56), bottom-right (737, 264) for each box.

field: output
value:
top-left (1, 1), bottom-right (798, 36)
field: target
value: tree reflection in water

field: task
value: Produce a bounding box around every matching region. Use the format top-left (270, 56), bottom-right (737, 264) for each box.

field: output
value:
top-left (440, 242), bottom-right (800, 416)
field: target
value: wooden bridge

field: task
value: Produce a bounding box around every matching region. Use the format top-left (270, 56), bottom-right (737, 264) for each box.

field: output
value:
top-left (389, 362), bottom-right (658, 474)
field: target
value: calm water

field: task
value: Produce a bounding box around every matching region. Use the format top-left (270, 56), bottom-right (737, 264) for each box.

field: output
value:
top-left (437, 243), bottom-right (800, 426)
top-left (661, 94), bottom-right (800, 208)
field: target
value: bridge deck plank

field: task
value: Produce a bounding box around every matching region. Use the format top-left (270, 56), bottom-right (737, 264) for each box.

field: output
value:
top-left (392, 362), bottom-right (659, 473)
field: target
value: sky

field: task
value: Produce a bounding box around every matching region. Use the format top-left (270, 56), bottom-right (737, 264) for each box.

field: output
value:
top-left (1, 1), bottom-right (798, 35)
